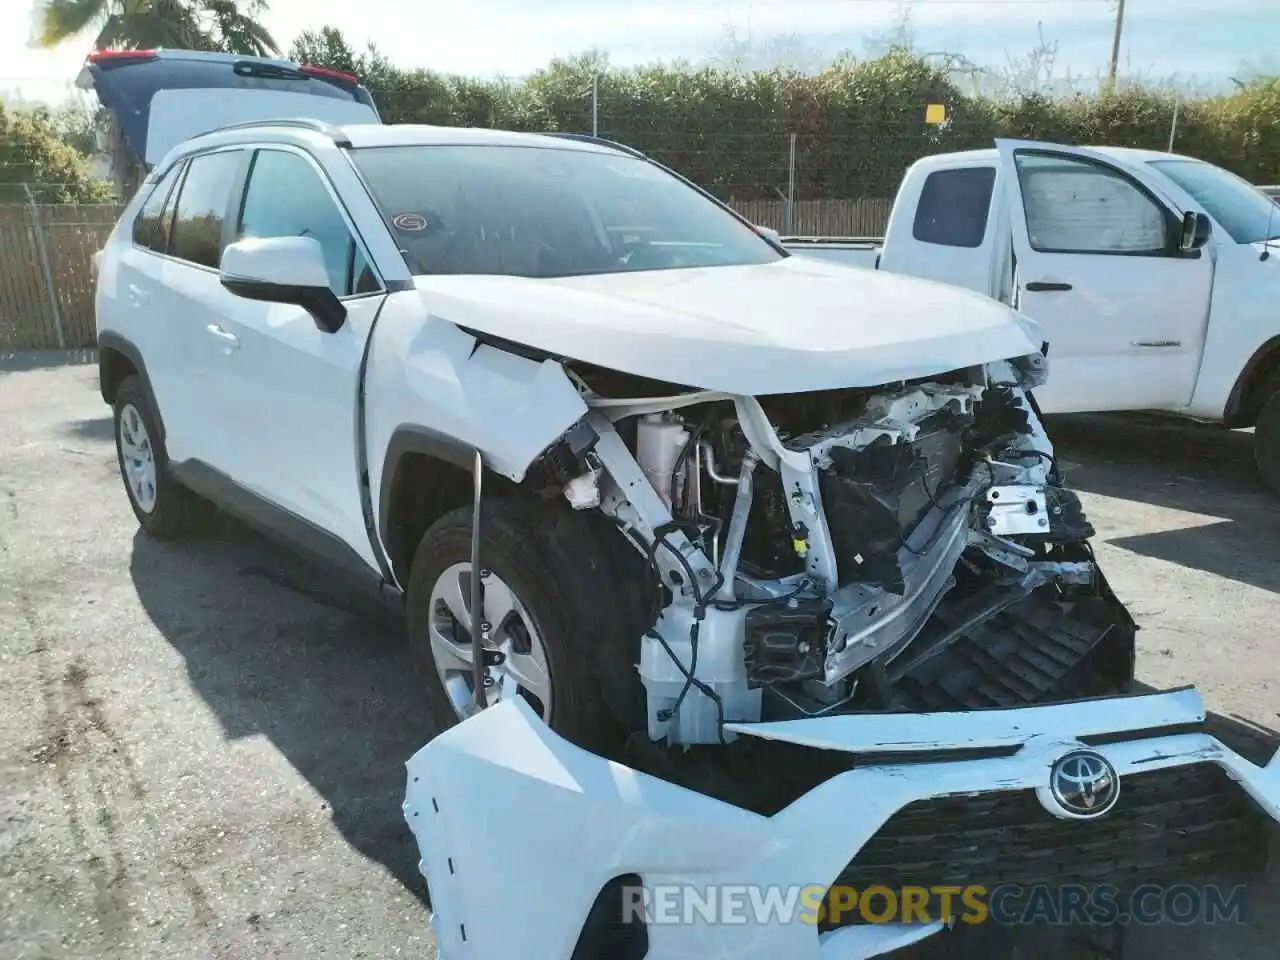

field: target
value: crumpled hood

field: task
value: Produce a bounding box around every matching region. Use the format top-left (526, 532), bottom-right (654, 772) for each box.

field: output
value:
top-left (413, 255), bottom-right (1042, 393)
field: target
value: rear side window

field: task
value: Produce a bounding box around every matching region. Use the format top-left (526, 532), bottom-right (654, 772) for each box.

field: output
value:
top-left (912, 166), bottom-right (996, 248)
top-left (131, 164), bottom-right (182, 252)
top-left (169, 150), bottom-right (243, 269)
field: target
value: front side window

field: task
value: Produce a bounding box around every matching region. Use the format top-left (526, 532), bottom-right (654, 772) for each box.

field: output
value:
top-left (236, 149), bottom-right (378, 296)
top-left (912, 166), bottom-right (996, 248)
top-left (131, 163), bottom-right (182, 252)
top-left (1149, 159), bottom-right (1280, 245)
top-left (169, 150), bottom-right (243, 268)
top-left (1015, 153), bottom-right (1169, 254)
top-left (349, 144), bottom-right (783, 278)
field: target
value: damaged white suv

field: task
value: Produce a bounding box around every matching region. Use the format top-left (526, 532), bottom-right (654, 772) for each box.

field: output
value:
top-left (95, 121), bottom-right (1279, 959)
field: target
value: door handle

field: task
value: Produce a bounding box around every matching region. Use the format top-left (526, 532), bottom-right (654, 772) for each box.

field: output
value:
top-left (205, 324), bottom-right (240, 349)
top-left (1024, 281), bottom-right (1073, 292)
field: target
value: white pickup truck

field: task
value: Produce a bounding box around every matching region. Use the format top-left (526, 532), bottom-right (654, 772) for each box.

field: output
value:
top-left (781, 140), bottom-right (1280, 490)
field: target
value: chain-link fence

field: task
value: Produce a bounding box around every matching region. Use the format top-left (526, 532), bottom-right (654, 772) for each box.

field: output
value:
top-left (0, 128), bottom-right (904, 350)
top-left (3, 118), bottom-right (1275, 351)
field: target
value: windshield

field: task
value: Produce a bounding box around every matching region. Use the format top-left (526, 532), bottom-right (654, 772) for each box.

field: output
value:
top-left (349, 144), bottom-right (783, 278)
top-left (1149, 158), bottom-right (1279, 245)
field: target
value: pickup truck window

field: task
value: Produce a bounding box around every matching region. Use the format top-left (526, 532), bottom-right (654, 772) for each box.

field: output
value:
top-left (1015, 153), bottom-right (1168, 255)
top-left (912, 166), bottom-right (995, 248)
top-left (1149, 159), bottom-right (1280, 245)
top-left (237, 149), bottom-right (380, 297)
top-left (349, 144), bottom-right (782, 278)
top-left (131, 163), bottom-right (183, 253)
top-left (169, 149), bottom-right (243, 269)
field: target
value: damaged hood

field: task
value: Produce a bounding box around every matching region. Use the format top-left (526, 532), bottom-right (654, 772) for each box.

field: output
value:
top-left (413, 256), bottom-right (1042, 394)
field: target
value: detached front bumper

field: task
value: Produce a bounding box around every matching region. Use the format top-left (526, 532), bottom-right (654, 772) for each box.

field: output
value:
top-left (403, 689), bottom-right (1280, 960)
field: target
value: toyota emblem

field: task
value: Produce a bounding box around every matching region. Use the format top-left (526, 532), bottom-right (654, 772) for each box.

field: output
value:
top-left (1048, 750), bottom-right (1120, 819)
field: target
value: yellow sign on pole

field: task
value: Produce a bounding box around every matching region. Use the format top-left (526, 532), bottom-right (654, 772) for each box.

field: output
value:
top-left (925, 103), bottom-right (947, 125)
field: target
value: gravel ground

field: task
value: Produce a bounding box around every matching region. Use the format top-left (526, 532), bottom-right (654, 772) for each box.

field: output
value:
top-left (1, 352), bottom-right (1277, 960)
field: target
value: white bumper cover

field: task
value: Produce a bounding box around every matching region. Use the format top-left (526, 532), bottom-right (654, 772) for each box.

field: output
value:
top-left (403, 689), bottom-right (1280, 960)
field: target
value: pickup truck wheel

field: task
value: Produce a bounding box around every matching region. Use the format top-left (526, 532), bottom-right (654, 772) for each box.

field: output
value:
top-left (406, 500), bottom-right (617, 752)
top-left (1254, 387), bottom-right (1280, 494)
top-left (112, 375), bottom-right (210, 539)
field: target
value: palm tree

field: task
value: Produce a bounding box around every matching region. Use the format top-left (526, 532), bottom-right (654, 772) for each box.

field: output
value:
top-left (33, 0), bottom-right (278, 57)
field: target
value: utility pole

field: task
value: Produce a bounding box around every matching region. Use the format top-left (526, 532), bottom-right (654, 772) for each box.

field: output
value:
top-left (1107, 0), bottom-right (1127, 89)
top-left (591, 73), bottom-right (599, 137)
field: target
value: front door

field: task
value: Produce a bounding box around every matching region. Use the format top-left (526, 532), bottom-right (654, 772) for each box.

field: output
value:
top-left (995, 139), bottom-right (1214, 414)
top-left (215, 145), bottom-right (388, 573)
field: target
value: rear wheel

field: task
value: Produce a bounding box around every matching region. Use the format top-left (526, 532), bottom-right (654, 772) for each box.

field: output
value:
top-left (112, 375), bottom-right (210, 538)
top-left (1254, 386), bottom-right (1280, 494)
top-left (405, 497), bottom-right (628, 753)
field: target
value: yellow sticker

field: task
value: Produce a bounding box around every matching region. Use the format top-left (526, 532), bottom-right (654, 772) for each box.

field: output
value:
top-left (925, 103), bottom-right (947, 124)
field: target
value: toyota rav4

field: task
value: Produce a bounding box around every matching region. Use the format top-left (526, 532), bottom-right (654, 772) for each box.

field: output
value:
top-left (93, 120), bottom-right (1280, 960)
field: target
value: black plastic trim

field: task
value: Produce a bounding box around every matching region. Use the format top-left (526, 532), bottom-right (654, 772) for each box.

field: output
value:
top-left (456, 325), bottom-right (557, 363)
top-left (171, 459), bottom-right (388, 601)
top-left (1224, 334), bottom-right (1280, 424)
top-left (355, 298), bottom-right (397, 587)
top-left (220, 275), bottom-right (347, 332)
top-left (377, 425), bottom-right (478, 584)
top-left (96, 332), bottom-right (163, 439)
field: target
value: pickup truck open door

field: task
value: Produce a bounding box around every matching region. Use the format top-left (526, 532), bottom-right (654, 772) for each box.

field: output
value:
top-left (995, 139), bottom-right (1214, 415)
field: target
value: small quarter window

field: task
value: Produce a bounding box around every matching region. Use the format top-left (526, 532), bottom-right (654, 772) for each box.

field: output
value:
top-left (131, 164), bottom-right (183, 253)
top-left (912, 166), bottom-right (996, 248)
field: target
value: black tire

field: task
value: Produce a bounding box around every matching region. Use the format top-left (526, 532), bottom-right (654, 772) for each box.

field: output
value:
top-left (406, 497), bottom-right (631, 754)
top-left (1254, 385), bottom-right (1280, 494)
top-left (112, 375), bottom-right (210, 539)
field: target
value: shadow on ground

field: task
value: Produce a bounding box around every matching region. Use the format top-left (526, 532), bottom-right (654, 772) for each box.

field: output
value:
top-left (128, 520), bottom-right (431, 900)
top-left (0, 348), bottom-right (97, 374)
top-left (65, 416), bottom-right (114, 442)
top-left (1046, 414), bottom-right (1280, 594)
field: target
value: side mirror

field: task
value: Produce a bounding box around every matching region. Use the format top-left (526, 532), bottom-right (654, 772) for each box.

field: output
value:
top-left (755, 225), bottom-right (782, 244)
top-left (1178, 211), bottom-right (1212, 253)
top-left (219, 236), bottom-right (346, 333)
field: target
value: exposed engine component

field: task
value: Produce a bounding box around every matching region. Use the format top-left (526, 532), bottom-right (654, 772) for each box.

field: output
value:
top-left (571, 360), bottom-right (1117, 747)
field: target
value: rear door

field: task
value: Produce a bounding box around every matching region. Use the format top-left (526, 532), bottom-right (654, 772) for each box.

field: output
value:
top-left (125, 147), bottom-right (247, 469)
top-left (213, 145), bottom-right (388, 570)
top-left (995, 139), bottom-right (1214, 414)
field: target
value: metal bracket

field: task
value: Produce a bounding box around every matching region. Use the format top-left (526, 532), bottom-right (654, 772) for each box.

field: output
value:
top-left (984, 484), bottom-right (1049, 536)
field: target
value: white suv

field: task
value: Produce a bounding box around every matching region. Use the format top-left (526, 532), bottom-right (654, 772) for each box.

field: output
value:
top-left (94, 119), bottom-right (1279, 959)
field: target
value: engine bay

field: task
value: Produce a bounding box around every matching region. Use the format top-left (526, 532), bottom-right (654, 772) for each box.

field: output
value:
top-left (538, 353), bottom-right (1127, 747)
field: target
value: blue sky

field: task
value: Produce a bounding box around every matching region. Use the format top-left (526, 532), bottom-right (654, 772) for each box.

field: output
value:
top-left (4, 0), bottom-right (1274, 103)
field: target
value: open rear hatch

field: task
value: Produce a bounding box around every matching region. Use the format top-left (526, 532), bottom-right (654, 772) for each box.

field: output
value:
top-left (76, 49), bottom-right (381, 168)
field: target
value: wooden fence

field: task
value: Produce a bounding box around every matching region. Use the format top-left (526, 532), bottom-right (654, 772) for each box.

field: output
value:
top-left (733, 197), bottom-right (893, 238)
top-left (0, 203), bottom-right (125, 350)
top-left (0, 197), bottom-right (894, 351)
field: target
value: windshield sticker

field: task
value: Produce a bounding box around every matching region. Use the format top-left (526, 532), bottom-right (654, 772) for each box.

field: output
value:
top-left (393, 213), bottom-right (428, 231)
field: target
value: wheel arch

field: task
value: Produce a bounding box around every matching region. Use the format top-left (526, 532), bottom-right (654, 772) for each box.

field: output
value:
top-left (1223, 335), bottom-right (1280, 428)
top-left (98, 332), bottom-right (164, 440)
top-left (379, 426), bottom-right (490, 589)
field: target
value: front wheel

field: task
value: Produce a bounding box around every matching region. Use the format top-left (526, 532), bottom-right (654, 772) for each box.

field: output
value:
top-left (1254, 386), bottom-right (1280, 494)
top-left (405, 498), bottom-right (625, 753)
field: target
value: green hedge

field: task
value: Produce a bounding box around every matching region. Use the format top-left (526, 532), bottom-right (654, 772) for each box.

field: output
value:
top-left (294, 34), bottom-right (1280, 201)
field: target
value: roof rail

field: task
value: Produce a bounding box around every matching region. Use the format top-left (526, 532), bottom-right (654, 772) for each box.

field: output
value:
top-left (190, 117), bottom-right (351, 146)
top-left (538, 131), bottom-right (647, 159)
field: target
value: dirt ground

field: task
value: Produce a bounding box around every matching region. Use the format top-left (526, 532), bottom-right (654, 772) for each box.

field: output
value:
top-left (1, 351), bottom-right (1277, 960)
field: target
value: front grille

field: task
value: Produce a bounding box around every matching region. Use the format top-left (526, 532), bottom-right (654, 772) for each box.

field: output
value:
top-left (834, 762), bottom-right (1266, 904)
